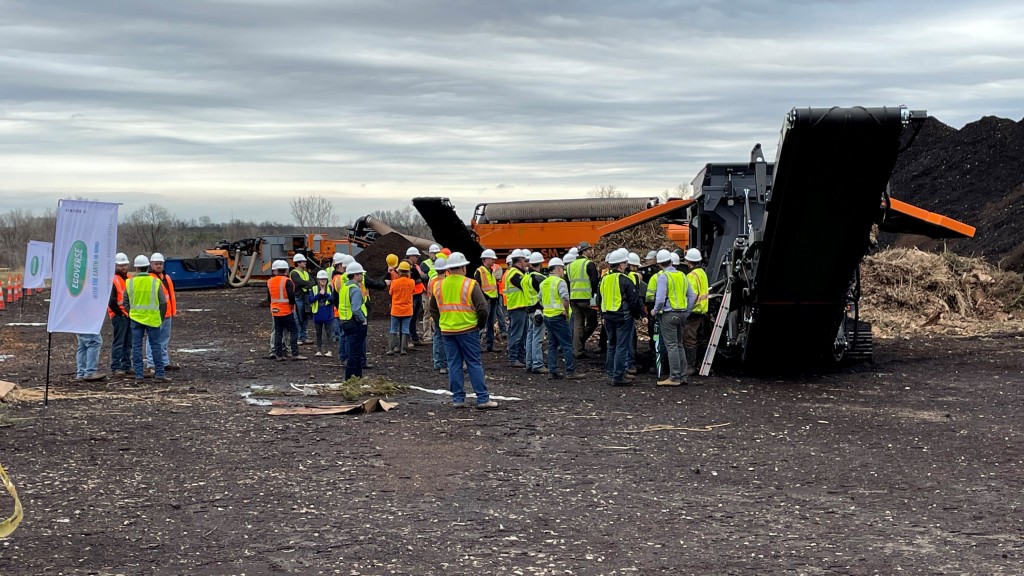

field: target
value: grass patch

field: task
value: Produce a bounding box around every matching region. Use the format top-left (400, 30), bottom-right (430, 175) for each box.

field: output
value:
top-left (318, 377), bottom-right (407, 401)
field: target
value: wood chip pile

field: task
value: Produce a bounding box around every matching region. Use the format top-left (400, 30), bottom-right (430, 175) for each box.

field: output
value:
top-left (593, 222), bottom-right (678, 262)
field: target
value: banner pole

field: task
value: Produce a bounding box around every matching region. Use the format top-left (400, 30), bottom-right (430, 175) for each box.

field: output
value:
top-left (44, 332), bottom-right (52, 407)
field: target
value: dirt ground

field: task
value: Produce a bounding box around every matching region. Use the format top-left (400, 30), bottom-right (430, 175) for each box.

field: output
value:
top-left (1, 287), bottom-right (1023, 575)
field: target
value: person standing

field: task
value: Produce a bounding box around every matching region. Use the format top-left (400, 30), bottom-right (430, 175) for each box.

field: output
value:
top-left (145, 253), bottom-right (179, 373)
top-left (387, 261), bottom-right (416, 356)
top-left (290, 253), bottom-right (313, 345)
top-left (329, 254), bottom-right (348, 362)
top-left (539, 258), bottom-right (584, 380)
top-left (597, 249), bottom-right (644, 386)
top-left (268, 259), bottom-right (307, 362)
top-left (406, 247), bottom-right (426, 345)
top-left (426, 256), bottom-right (450, 373)
top-left (107, 252), bottom-right (132, 377)
top-left (523, 252), bottom-right (548, 374)
top-left (625, 252), bottom-right (644, 376)
top-left (683, 248), bottom-right (709, 375)
top-left (652, 249), bottom-right (697, 386)
top-left (124, 255), bottom-right (167, 382)
top-left (308, 270), bottom-right (335, 357)
top-left (568, 241), bottom-right (600, 358)
top-left (335, 262), bottom-right (368, 380)
top-left (427, 252), bottom-right (497, 409)
top-left (503, 249), bottom-right (530, 368)
top-left (474, 249), bottom-right (501, 352)
top-left (75, 332), bottom-right (105, 381)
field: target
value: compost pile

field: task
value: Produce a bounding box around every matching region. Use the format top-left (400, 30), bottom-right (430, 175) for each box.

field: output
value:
top-left (860, 248), bottom-right (1024, 337)
top-left (889, 115), bottom-right (1024, 271)
top-left (593, 221), bottom-right (678, 262)
top-left (353, 232), bottom-right (413, 318)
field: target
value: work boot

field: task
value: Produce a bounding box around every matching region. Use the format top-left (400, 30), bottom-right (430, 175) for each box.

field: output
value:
top-left (400, 335), bottom-right (410, 355)
top-left (386, 334), bottom-right (397, 356)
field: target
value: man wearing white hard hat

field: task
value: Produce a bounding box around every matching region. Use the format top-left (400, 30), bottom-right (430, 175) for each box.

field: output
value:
top-left (682, 248), bottom-right (709, 375)
top-left (567, 241), bottom-right (600, 358)
top-left (405, 246), bottom-right (427, 345)
top-left (290, 253), bottom-right (313, 345)
top-left (539, 258), bottom-right (585, 380)
top-left (328, 253), bottom-right (348, 350)
top-left (425, 257), bottom-right (449, 372)
top-left (424, 243), bottom-right (442, 280)
top-left (107, 252), bottom-right (133, 377)
top-left (474, 248), bottom-right (502, 352)
top-left (334, 262), bottom-right (368, 380)
top-left (503, 249), bottom-right (531, 367)
top-left (268, 259), bottom-right (307, 362)
top-left (523, 251), bottom-right (548, 373)
top-left (124, 255), bottom-right (168, 382)
top-left (596, 248), bottom-right (644, 386)
top-left (144, 253), bottom-right (180, 373)
top-left (652, 249), bottom-right (697, 386)
top-left (426, 252), bottom-right (497, 409)
top-left (623, 252), bottom-right (644, 376)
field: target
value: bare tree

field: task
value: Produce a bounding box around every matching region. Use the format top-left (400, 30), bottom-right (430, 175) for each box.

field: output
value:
top-left (290, 194), bottom-right (339, 229)
top-left (587, 185), bottom-right (627, 199)
top-left (127, 203), bottom-right (174, 253)
top-left (660, 183), bottom-right (693, 201)
top-left (369, 206), bottom-right (432, 239)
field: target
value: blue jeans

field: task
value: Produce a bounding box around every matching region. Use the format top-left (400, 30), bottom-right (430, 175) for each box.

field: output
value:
top-left (145, 317), bottom-right (172, 368)
top-left (342, 320), bottom-right (367, 380)
top-left (544, 315), bottom-right (576, 376)
top-left (390, 316), bottom-right (412, 334)
top-left (443, 330), bottom-right (489, 404)
top-left (496, 299), bottom-right (508, 335)
top-left (432, 320), bottom-right (447, 369)
top-left (132, 321), bottom-right (164, 378)
top-left (336, 318), bottom-right (349, 361)
top-left (109, 315), bottom-right (132, 372)
top-left (294, 297), bottom-right (309, 341)
top-left (506, 308), bottom-right (528, 364)
top-left (484, 298), bottom-right (499, 350)
top-left (75, 333), bottom-right (102, 378)
top-left (525, 312), bottom-right (544, 370)
top-left (603, 313), bottom-right (634, 382)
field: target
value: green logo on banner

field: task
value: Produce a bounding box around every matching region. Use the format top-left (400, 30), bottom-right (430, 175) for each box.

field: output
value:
top-left (30, 256), bottom-right (40, 276)
top-left (66, 240), bottom-right (87, 297)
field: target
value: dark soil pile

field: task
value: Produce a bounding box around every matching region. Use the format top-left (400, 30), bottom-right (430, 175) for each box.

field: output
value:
top-left (889, 115), bottom-right (1024, 270)
top-left (353, 232), bottom-right (413, 318)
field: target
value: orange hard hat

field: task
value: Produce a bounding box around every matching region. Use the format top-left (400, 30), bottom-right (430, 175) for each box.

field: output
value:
top-left (441, 248), bottom-right (451, 256)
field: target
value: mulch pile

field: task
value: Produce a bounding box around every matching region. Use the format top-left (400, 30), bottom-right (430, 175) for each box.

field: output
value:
top-left (861, 247), bottom-right (1024, 337)
top-left (354, 232), bottom-right (413, 318)
top-left (593, 221), bottom-right (678, 262)
top-left (889, 115), bottom-right (1024, 270)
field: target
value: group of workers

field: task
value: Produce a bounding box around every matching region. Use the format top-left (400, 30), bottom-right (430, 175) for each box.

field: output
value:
top-left (263, 240), bottom-right (709, 408)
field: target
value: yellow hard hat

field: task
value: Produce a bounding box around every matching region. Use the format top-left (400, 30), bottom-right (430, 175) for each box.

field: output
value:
top-left (397, 261), bottom-right (411, 271)
top-left (386, 253), bottom-right (399, 267)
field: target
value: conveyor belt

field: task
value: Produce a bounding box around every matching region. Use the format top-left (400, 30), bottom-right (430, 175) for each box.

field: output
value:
top-left (743, 106), bottom-right (910, 368)
top-left (412, 197), bottom-right (484, 270)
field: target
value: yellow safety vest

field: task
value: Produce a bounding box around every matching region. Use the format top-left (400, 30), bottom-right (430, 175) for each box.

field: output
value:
top-left (336, 283), bottom-right (366, 321)
top-left (522, 270), bottom-right (544, 306)
top-left (687, 268), bottom-right (709, 314)
top-left (424, 258), bottom-right (437, 280)
top-left (539, 276), bottom-right (569, 318)
top-left (567, 258), bottom-right (592, 300)
top-left (126, 274), bottom-right (162, 327)
top-left (646, 271), bottom-right (663, 302)
top-left (309, 284), bottom-right (332, 314)
top-left (628, 271), bottom-right (642, 286)
top-left (504, 267), bottom-right (528, 310)
top-left (476, 265), bottom-right (498, 298)
top-left (599, 273), bottom-right (623, 313)
top-left (290, 268), bottom-right (309, 286)
top-left (666, 271), bottom-right (690, 311)
top-left (436, 275), bottom-right (478, 332)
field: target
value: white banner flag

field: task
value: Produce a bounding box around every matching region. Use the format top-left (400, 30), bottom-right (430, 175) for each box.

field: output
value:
top-left (24, 241), bottom-right (53, 289)
top-left (47, 200), bottom-right (119, 334)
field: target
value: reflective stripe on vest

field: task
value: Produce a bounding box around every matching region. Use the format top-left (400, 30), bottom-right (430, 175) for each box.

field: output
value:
top-left (291, 268), bottom-right (310, 292)
top-left (425, 258), bottom-right (437, 280)
top-left (599, 273), bottom-right (623, 312)
top-left (645, 271), bottom-right (663, 302)
top-left (522, 271), bottom-right (544, 306)
top-left (666, 271), bottom-right (689, 311)
top-left (336, 283), bottom-right (366, 321)
top-left (268, 276), bottom-right (293, 317)
top-left (567, 258), bottom-right (592, 300)
top-left (540, 276), bottom-right (568, 317)
top-left (687, 268), bottom-right (708, 314)
top-left (310, 284), bottom-right (332, 314)
top-left (108, 275), bottom-right (127, 318)
top-left (476, 265), bottom-right (498, 298)
top-left (126, 275), bottom-right (162, 327)
top-left (437, 275), bottom-right (477, 332)
top-left (504, 268), bottom-right (528, 310)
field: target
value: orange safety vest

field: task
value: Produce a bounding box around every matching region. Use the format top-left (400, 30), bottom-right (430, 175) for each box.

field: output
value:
top-left (108, 275), bottom-right (128, 318)
top-left (268, 276), bottom-right (294, 317)
top-left (151, 272), bottom-right (176, 317)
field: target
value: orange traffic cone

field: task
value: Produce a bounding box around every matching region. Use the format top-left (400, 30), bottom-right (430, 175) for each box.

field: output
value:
top-left (0, 280), bottom-right (6, 311)
top-left (3, 279), bottom-right (11, 304)
top-left (12, 278), bottom-right (20, 302)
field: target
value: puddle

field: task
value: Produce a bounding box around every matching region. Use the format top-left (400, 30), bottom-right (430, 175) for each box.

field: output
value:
top-left (5, 322), bottom-right (46, 327)
top-left (408, 385), bottom-right (522, 401)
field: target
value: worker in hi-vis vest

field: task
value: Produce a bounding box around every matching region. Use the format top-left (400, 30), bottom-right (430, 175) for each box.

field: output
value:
top-left (123, 254), bottom-right (168, 382)
top-left (474, 248), bottom-right (501, 353)
top-left (334, 262), bottom-right (368, 380)
top-left (595, 248), bottom-right (644, 386)
top-left (651, 249), bottom-right (697, 387)
top-left (567, 241), bottom-right (600, 359)
top-left (268, 259), bottom-right (307, 362)
top-left (539, 258), bottom-right (586, 380)
top-left (682, 248), bottom-right (710, 374)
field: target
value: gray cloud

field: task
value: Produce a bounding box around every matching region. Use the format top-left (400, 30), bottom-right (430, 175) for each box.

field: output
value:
top-left (2, 0), bottom-right (1022, 224)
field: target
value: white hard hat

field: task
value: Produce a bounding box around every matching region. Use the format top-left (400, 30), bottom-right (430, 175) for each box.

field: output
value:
top-left (568, 247), bottom-right (579, 255)
top-left (434, 257), bottom-right (448, 271)
top-left (346, 262), bottom-right (365, 275)
top-left (428, 243), bottom-right (441, 254)
top-left (529, 252), bottom-right (544, 265)
top-left (607, 248), bottom-right (629, 265)
top-left (341, 255), bottom-right (355, 266)
top-left (506, 254), bottom-right (514, 264)
top-left (406, 247), bottom-right (421, 256)
top-left (272, 259), bottom-right (289, 271)
top-left (481, 249), bottom-right (497, 259)
top-left (316, 270), bottom-right (329, 280)
top-left (333, 253), bottom-right (345, 265)
top-left (670, 253), bottom-right (680, 265)
top-left (133, 255), bottom-right (150, 268)
top-left (548, 257), bottom-right (564, 268)
top-left (656, 249), bottom-right (673, 264)
top-left (645, 250), bottom-right (658, 262)
top-left (627, 252), bottom-right (641, 267)
top-left (684, 248), bottom-right (702, 263)
top-left (563, 252), bottom-right (577, 264)
top-left (510, 249), bottom-right (525, 260)
top-left (150, 252), bottom-right (165, 263)
top-left (115, 252), bottom-right (130, 265)
top-left (293, 253), bottom-right (307, 263)
top-left (445, 252), bottom-right (469, 268)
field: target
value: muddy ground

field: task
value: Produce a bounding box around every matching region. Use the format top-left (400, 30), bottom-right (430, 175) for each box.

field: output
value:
top-left (1, 286), bottom-right (1022, 575)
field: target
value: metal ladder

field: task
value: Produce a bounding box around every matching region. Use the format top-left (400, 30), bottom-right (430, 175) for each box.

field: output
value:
top-left (699, 289), bottom-right (732, 376)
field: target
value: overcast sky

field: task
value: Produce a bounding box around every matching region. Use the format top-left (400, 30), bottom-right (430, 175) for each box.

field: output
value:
top-left (2, 0), bottom-right (1022, 224)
